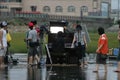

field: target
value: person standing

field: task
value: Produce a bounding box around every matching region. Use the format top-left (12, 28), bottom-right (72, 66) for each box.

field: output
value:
top-left (93, 27), bottom-right (108, 72)
top-left (31, 20), bottom-right (41, 59)
top-left (114, 27), bottom-right (120, 72)
top-left (71, 24), bottom-right (87, 67)
top-left (27, 22), bottom-right (40, 66)
top-left (0, 21), bottom-right (8, 67)
top-left (4, 27), bottom-right (12, 64)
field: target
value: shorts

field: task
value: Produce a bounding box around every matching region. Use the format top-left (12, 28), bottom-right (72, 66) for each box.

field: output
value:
top-left (28, 47), bottom-right (38, 57)
top-left (96, 53), bottom-right (107, 64)
top-left (0, 47), bottom-right (7, 56)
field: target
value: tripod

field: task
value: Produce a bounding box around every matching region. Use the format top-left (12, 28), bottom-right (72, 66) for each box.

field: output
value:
top-left (39, 27), bottom-right (52, 65)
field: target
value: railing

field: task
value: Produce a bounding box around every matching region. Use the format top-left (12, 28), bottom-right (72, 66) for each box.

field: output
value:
top-left (0, 12), bottom-right (112, 23)
top-left (88, 12), bottom-right (101, 16)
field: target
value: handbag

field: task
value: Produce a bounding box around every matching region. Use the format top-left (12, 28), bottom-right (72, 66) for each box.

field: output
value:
top-left (6, 32), bottom-right (12, 42)
top-left (74, 41), bottom-right (82, 48)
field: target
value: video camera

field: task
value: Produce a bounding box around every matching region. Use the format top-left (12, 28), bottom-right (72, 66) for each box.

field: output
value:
top-left (39, 25), bottom-right (49, 37)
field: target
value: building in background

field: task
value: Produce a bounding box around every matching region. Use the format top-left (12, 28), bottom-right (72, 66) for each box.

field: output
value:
top-left (0, 0), bottom-right (111, 18)
top-left (111, 0), bottom-right (120, 21)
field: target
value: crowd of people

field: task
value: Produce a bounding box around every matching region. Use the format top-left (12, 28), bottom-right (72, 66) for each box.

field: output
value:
top-left (71, 24), bottom-right (120, 73)
top-left (0, 20), bottom-right (120, 74)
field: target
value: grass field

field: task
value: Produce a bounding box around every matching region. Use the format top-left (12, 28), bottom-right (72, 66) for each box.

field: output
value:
top-left (9, 32), bottom-right (118, 53)
top-left (9, 32), bottom-right (27, 53)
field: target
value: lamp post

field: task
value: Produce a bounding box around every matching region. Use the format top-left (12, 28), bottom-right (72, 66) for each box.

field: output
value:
top-left (80, 8), bottom-right (83, 25)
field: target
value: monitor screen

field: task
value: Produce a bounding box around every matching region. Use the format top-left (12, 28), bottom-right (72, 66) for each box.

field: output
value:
top-left (50, 26), bottom-right (64, 33)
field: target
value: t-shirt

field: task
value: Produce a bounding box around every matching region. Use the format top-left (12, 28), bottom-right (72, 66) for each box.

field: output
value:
top-left (28, 29), bottom-right (38, 42)
top-left (0, 29), bottom-right (7, 47)
top-left (74, 31), bottom-right (85, 46)
top-left (98, 34), bottom-right (108, 54)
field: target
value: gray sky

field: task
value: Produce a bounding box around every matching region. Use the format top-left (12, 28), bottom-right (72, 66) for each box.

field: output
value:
top-left (111, 0), bottom-right (119, 9)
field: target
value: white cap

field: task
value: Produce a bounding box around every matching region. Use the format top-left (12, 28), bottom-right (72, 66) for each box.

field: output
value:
top-left (1, 21), bottom-right (7, 26)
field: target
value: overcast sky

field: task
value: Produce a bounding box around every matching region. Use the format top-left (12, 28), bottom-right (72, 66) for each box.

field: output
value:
top-left (111, 0), bottom-right (119, 9)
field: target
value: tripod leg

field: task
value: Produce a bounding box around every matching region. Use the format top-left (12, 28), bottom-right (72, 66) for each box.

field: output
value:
top-left (45, 44), bottom-right (52, 64)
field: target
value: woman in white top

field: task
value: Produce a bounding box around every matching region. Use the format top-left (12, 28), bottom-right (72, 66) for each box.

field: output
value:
top-left (71, 25), bottom-right (87, 68)
top-left (0, 21), bottom-right (7, 67)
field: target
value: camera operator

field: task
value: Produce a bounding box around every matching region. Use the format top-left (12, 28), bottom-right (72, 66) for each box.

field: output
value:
top-left (27, 22), bottom-right (40, 66)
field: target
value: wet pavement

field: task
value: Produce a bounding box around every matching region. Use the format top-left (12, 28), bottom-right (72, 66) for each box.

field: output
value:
top-left (0, 54), bottom-right (120, 80)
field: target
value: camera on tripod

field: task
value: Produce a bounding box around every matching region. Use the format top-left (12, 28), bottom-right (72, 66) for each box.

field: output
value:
top-left (39, 25), bottom-right (49, 37)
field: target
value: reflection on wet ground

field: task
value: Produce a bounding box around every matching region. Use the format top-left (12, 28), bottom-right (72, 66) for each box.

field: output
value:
top-left (0, 63), bottom-right (119, 80)
top-left (0, 54), bottom-right (119, 80)
top-left (47, 66), bottom-right (86, 80)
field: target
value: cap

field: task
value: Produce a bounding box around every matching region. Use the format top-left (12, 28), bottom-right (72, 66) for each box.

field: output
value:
top-left (1, 21), bottom-right (7, 27)
top-left (28, 22), bottom-right (34, 27)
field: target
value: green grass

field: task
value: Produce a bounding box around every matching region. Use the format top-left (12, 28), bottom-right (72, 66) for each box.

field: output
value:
top-left (87, 32), bottom-right (118, 53)
top-left (9, 32), bottom-right (27, 53)
top-left (86, 33), bottom-right (98, 53)
top-left (9, 32), bottom-right (119, 53)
